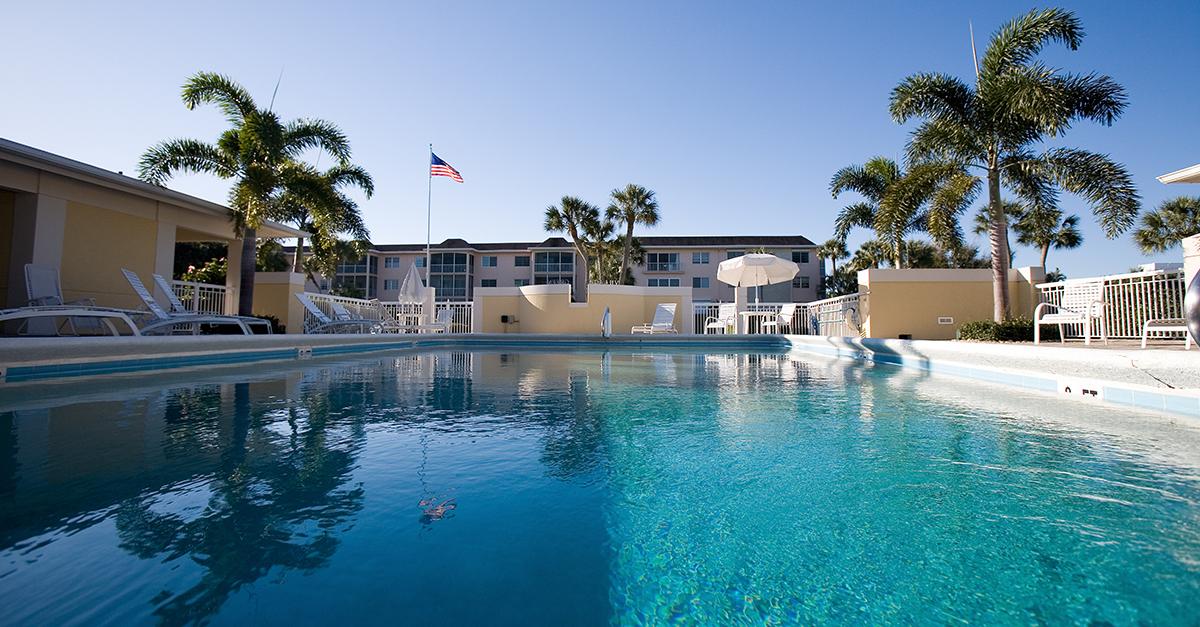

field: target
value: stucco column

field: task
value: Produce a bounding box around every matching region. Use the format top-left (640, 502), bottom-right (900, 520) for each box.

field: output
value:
top-left (7, 192), bottom-right (66, 305)
top-left (224, 238), bottom-right (243, 316)
top-left (1183, 234), bottom-right (1200, 288)
top-left (153, 221), bottom-right (177, 282)
top-left (424, 287), bottom-right (437, 325)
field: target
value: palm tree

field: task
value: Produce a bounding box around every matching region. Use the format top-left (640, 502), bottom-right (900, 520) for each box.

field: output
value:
top-left (971, 201), bottom-right (1022, 265)
top-left (139, 72), bottom-right (354, 316)
top-left (606, 184), bottom-right (660, 281)
top-left (1012, 205), bottom-right (1082, 267)
top-left (544, 196), bottom-right (601, 299)
top-left (1133, 196), bottom-right (1200, 253)
top-left (831, 157), bottom-right (978, 268)
top-left (816, 238), bottom-right (850, 279)
top-left (582, 217), bottom-right (617, 283)
top-left (890, 8), bottom-right (1139, 321)
top-left (276, 162), bottom-right (375, 275)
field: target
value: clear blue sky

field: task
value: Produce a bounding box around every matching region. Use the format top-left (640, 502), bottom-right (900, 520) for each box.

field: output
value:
top-left (3, 1), bottom-right (1197, 276)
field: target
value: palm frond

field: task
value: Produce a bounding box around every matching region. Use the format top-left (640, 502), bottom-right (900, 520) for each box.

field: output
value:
top-left (1038, 148), bottom-right (1140, 237)
top-left (138, 139), bottom-right (235, 185)
top-left (181, 72), bottom-right (257, 124)
top-left (979, 8), bottom-right (1082, 78)
top-left (283, 119), bottom-right (352, 162)
top-left (889, 73), bottom-right (975, 125)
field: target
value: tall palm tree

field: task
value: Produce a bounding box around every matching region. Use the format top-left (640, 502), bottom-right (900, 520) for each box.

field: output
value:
top-left (890, 8), bottom-right (1139, 321)
top-left (139, 72), bottom-right (353, 316)
top-left (1012, 204), bottom-right (1082, 267)
top-left (971, 201), bottom-right (1023, 264)
top-left (831, 157), bottom-right (978, 268)
top-left (582, 217), bottom-right (617, 283)
top-left (606, 184), bottom-right (660, 281)
top-left (1133, 196), bottom-right (1200, 254)
top-left (544, 196), bottom-right (601, 299)
top-left (276, 162), bottom-right (375, 275)
top-left (816, 238), bottom-right (850, 279)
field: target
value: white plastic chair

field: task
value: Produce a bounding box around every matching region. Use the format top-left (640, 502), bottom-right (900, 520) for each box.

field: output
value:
top-left (152, 274), bottom-right (271, 334)
top-left (122, 269), bottom-right (253, 335)
top-left (704, 304), bottom-right (737, 334)
top-left (385, 308), bottom-right (455, 333)
top-left (1034, 280), bottom-right (1107, 345)
top-left (1141, 318), bottom-right (1192, 350)
top-left (295, 293), bottom-right (381, 334)
top-left (631, 303), bottom-right (678, 334)
top-left (760, 304), bottom-right (798, 334)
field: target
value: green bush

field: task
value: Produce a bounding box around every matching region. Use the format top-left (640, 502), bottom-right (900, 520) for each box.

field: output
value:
top-left (958, 317), bottom-right (1058, 342)
top-left (253, 314), bottom-right (285, 334)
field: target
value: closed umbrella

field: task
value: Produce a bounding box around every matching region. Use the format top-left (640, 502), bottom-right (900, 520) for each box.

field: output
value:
top-left (716, 254), bottom-right (799, 333)
top-left (398, 263), bottom-right (427, 304)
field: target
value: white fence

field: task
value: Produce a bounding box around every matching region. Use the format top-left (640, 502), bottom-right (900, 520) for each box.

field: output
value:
top-left (170, 280), bottom-right (228, 315)
top-left (1036, 269), bottom-right (1186, 340)
top-left (302, 293), bottom-right (474, 333)
top-left (692, 292), bottom-right (863, 336)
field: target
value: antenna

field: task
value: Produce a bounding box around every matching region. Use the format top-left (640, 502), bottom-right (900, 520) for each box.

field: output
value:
top-left (268, 67), bottom-right (285, 111)
top-left (969, 20), bottom-right (980, 80)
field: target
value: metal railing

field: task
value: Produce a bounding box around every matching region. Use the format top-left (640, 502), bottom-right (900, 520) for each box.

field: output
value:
top-left (171, 280), bottom-right (228, 315)
top-left (691, 293), bottom-right (863, 336)
top-left (1036, 269), bottom-right (1186, 339)
top-left (302, 293), bottom-right (474, 333)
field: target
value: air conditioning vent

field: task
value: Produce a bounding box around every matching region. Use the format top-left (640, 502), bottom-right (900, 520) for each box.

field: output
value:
top-left (937, 316), bottom-right (954, 325)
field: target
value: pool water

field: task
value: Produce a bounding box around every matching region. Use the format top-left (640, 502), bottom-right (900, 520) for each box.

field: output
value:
top-left (1, 348), bottom-right (1198, 625)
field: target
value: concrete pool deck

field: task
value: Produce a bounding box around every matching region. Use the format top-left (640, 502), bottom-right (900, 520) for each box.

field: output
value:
top-left (0, 332), bottom-right (1195, 418)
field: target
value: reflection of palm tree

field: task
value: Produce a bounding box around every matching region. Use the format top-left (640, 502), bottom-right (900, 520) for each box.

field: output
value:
top-left (115, 382), bottom-right (364, 624)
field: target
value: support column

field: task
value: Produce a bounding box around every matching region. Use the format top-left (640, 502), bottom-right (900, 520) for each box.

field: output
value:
top-left (153, 221), bottom-right (177, 282)
top-left (225, 238), bottom-right (243, 316)
top-left (7, 193), bottom-right (66, 306)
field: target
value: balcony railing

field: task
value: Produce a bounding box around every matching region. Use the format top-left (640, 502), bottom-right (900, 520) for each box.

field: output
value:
top-left (1037, 268), bottom-right (1186, 339)
top-left (170, 280), bottom-right (228, 315)
top-left (302, 292), bottom-right (474, 334)
top-left (691, 293), bottom-right (863, 336)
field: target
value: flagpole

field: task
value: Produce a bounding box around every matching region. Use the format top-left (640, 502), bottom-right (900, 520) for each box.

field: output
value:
top-left (425, 143), bottom-right (433, 283)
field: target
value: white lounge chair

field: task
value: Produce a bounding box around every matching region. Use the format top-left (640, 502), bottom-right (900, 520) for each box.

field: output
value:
top-left (1141, 318), bottom-right (1193, 350)
top-left (152, 274), bottom-right (272, 334)
top-left (704, 304), bottom-right (737, 334)
top-left (295, 293), bottom-right (381, 334)
top-left (122, 269), bottom-right (254, 335)
top-left (9, 264), bottom-right (141, 336)
top-left (1034, 280), bottom-right (1107, 345)
top-left (631, 303), bottom-right (678, 334)
top-left (760, 303), bottom-right (798, 334)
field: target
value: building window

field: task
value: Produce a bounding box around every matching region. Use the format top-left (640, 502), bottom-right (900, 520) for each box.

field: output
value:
top-left (646, 252), bottom-right (680, 272)
top-left (384, 256), bottom-right (401, 268)
top-left (515, 255), bottom-right (530, 267)
top-left (430, 252), bottom-right (470, 274)
top-left (383, 279), bottom-right (399, 290)
top-left (534, 276), bottom-right (572, 285)
top-left (647, 278), bottom-right (680, 287)
top-left (415, 257), bottom-right (426, 268)
top-left (792, 251), bottom-right (810, 264)
top-left (692, 277), bottom-right (710, 289)
top-left (792, 276), bottom-right (810, 288)
top-left (692, 252), bottom-right (710, 265)
top-left (481, 255), bottom-right (498, 267)
top-left (480, 279), bottom-right (497, 287)
top-left (514, 279), bottom-right (530, 287)
top-left (428, 274), bottom-right (468, 300)
top-left (727, 251), bottom-right (744, 259)
top-left (534, 251), bottom-right (573, 274)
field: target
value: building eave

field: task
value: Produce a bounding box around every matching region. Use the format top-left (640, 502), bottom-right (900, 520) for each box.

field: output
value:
top-left (1157, 163), bottom-right (1200, 184)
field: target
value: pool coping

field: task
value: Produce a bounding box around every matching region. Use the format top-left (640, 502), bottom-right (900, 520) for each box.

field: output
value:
top-left (786, 336), bottom-right (1200, 419)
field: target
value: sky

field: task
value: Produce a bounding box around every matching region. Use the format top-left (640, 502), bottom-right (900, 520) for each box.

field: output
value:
top-left (2, 0), bottom-right (1198, 276)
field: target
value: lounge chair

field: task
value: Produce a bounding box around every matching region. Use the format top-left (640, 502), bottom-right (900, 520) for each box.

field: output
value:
top-left (122, 269), bottom-right (254, 335)
top-left (631, 303), bottom-right (678, 334)
top-left (10, 264), bottom-right (141, 336)
top-left (759, 303), bottom-right (798, 334)
top-left (385, 308), bottom-right (455, 333)
top-left (1034, 280), bottom-right (1107, 345)
top-left (296, 293), bottom-right (381, 334)
top-left (704, 304), bottom-right (737, 334)
top-left (1141, 318), bottom-right (1193, 349)
top-left (152, 274), bottom-right (271, 334)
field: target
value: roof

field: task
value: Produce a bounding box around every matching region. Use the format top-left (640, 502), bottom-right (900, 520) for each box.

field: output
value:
top-left (289, 235), bottom-right (813, 255)
top-left (0, 137), bottom-right (307, 239)
top-left (1158, 163), bottom-right (1200, 184)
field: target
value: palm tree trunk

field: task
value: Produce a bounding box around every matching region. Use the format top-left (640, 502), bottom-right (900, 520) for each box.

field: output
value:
top-left (986, 168), bottom-right (1011, 322)
top-left (1040, 245), bottom-right (1050, 268)
top-left (239, 229), bottom-right (257, 317)
top-left (293, 236), bottom-right (305, 274)
top-left (621, 223), bottom-right (633, 285)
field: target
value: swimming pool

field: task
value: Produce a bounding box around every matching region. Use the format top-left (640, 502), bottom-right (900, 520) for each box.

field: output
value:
top-left (1, 347), bottom-right (1198, 624)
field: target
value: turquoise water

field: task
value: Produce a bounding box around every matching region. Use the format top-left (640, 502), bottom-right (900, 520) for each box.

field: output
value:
top-left (1, 348), bottom-right (1198, 625)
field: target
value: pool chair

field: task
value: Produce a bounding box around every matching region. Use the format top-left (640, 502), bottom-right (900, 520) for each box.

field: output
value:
top-left (704, 304), bottom-right (737, 334)
top-left (11, 264), bottom-right (142, 336)
top-left (152, 274), bottom-right (271, 334)
top-left (1034, 280), bottom-right (1107, 345)
top-left (759, 303), bottom-right (798, 334)
top-left (1141, 318), bottom-right (1192, 350)
top-left (631, 303), bottom-right (678, 334)
top-left (296, 293), bottom-right (381, 334)
top-left (122, 269), bottom-right (255, 335)
top-left (384, 308), bottom-right (456, 334)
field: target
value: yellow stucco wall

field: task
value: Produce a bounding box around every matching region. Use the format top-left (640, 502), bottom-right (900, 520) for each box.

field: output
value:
top-left (60, 201), bottom-right (157, 308)
top-left (252, 273), bottom-right (306, 333)
top-left (476, 287), bottom-right (689, 334)
top-left (0, 191), bottom-right (14, 308)
top-left (860, 268), bottom-right (1042, 340)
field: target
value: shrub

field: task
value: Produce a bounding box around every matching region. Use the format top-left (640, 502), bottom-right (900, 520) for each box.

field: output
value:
top-left (958, 317), bottom-right (1058, 342)
top-left (253, 314), bottom-right (285, 334)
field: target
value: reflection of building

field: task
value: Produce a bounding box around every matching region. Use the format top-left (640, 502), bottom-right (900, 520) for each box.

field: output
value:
top-left (287, 235), bottom-right (821, 303)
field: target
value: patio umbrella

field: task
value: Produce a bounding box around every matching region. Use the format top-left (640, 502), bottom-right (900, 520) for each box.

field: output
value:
top-left (398, 263), bottom-right (428, 304)
top-left (717, 254), bottom-right (799, 333)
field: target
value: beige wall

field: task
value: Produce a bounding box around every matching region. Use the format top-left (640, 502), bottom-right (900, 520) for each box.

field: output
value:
top-left (60, 201), bottom-right (158, 308)
top-left (0, 190), bottom-right (13, 307)
top-left (252, 272), bottom-right (306, 334)
top-left (859, 267), bottom-right (1044, 340)
top-left (474, 284), bottom-right (693, 334)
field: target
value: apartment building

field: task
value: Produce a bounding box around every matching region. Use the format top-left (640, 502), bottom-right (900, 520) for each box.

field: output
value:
top-left (287, 234), bottom-right (821, 302)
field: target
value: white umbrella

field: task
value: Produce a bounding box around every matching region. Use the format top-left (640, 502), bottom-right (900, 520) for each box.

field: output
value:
top-left (398, 263), bottom-right (428, 304)
top-left (717, 254), bottom-right (799, 333)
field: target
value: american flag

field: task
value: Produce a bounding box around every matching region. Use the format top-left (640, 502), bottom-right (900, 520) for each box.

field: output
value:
top-left (430, 153), bottom-right (463, 183)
